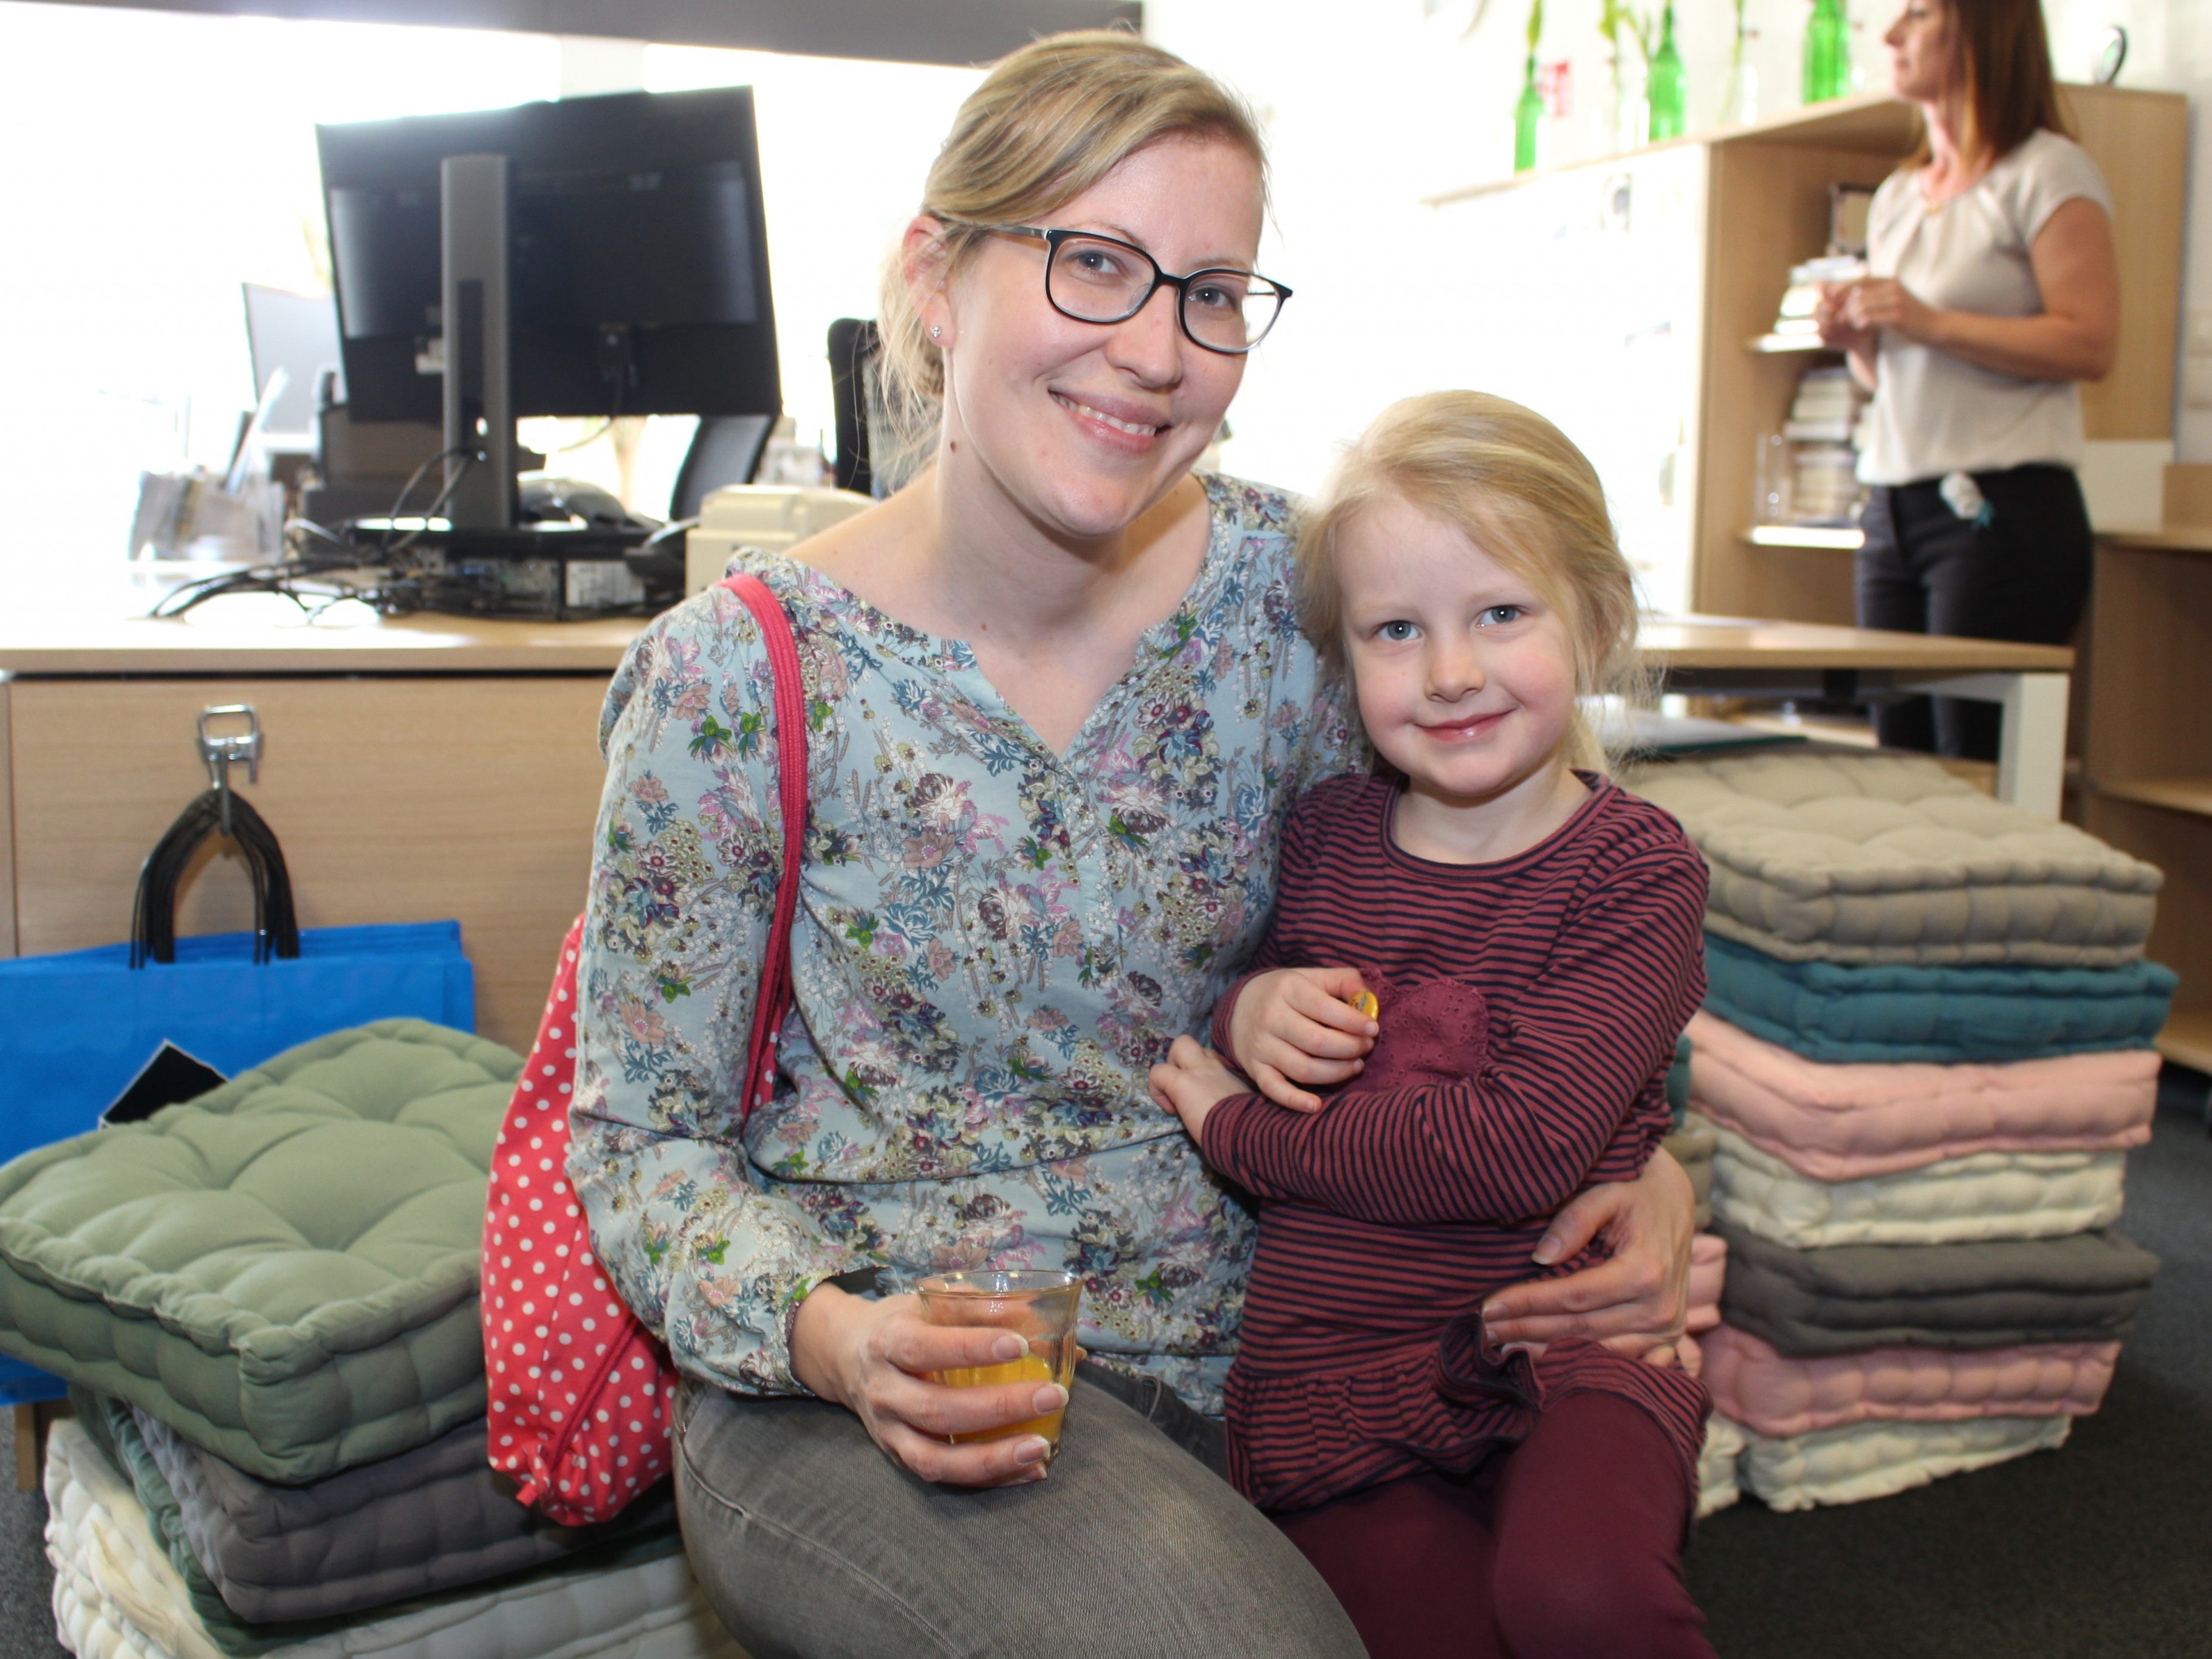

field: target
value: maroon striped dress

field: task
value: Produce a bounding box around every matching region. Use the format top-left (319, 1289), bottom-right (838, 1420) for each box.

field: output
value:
top-left (1204, 771), bottom-right (1711, 1513)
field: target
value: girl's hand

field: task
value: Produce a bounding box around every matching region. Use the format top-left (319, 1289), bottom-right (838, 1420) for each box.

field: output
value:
top-left (1225, 966), bottom-right (1378, 1112)
top-left (789, 1285), bottom-right (1066, 1487)
top-left (1844, 277), bottom-right (1941, 345)
top-left (1477, 1147), bottom-right (1694, 1363)
top-left (1148, 1035), bottom-right (1250, 1150)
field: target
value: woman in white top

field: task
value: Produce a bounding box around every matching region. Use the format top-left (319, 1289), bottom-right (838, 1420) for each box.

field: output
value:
top-left (1817, 0), bottom-right (2118, 759)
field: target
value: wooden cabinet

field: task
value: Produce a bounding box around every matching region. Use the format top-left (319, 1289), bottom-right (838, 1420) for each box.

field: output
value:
top-left (0, 606), bottom-right (639, 1054)
top-left (1426, 86), bottom-right (2187, 626)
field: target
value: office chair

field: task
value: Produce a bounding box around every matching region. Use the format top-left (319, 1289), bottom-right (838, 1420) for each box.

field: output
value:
top-left (669, 415), bottom-right (777, 521)
top-left (827, 318), bottom-right (882, 498)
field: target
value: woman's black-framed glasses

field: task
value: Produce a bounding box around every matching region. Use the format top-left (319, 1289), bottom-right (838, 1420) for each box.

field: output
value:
top-left (952, 222), bottom-right (1290, 354)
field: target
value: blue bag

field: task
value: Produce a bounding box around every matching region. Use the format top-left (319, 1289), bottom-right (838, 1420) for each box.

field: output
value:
top-left (0, 921), bottom-right (474, 1154)
top-left (0, 769), bottom-right (474, 1402)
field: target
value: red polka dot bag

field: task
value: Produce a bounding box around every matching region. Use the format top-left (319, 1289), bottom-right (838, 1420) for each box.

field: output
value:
top-left (483, 572), bottom-right (809, 1526)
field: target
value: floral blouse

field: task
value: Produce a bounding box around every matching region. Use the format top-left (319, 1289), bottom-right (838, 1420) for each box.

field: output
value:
top-left (570, 476), bottom-right (1358, 1415)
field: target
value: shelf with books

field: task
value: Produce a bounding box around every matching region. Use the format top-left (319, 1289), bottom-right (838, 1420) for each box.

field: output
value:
top-left (1742, 525), bottom-right (1864, 550)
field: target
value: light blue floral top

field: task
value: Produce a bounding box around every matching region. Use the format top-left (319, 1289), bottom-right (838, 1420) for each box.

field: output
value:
top-left (570, 476), bottom-right (1358, 1414)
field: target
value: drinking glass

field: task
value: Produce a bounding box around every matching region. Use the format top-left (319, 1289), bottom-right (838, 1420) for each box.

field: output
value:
top-left (917, 1269), bottom-right (1083, 1458)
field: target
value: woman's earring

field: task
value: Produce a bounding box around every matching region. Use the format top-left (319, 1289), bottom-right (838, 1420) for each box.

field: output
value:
top-left (930, 326), bottom-right (942, 339)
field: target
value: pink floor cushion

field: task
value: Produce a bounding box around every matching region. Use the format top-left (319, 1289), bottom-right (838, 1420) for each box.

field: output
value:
top-left (1688, 1011), bottom-right (2155, 1182)
top-left (1701, 1323), bottom-right (2118, 1438)
top-left (1687, 1231), bottom-right (1727, 1335)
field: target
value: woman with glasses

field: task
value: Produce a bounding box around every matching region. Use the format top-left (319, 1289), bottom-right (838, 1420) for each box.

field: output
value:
top-left (569, 31), bottom-right (1699, 1658)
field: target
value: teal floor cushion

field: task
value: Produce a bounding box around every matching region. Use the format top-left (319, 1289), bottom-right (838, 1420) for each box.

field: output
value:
top-left (1703, 936), bottom-right (2176, 1064)
top-left (0, 1021), bottom-right (516, 1483)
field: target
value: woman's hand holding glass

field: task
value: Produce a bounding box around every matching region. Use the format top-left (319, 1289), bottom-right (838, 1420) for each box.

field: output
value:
top-left (1223, 966), bottom-right (1379, 1112)
top-left (790, 1285), bottom-right (1066, 1487)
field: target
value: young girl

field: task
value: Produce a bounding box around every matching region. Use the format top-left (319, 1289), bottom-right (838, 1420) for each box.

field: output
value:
top-left (1151, 391), bottom-right (1714, 1659)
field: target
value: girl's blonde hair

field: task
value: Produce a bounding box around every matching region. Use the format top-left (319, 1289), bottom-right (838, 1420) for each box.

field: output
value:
top-left (875, 30), bottom-right (1267, 483)
top-left (1296, 391), bottom-right (1647, 774)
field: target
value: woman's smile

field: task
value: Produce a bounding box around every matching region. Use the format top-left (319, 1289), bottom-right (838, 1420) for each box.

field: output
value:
top-left (1050, 389), bottom-right (1171, 453)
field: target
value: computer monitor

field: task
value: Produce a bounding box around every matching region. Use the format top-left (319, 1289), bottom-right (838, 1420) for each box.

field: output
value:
top-left (317, 87), bottom-right (781, 527)
top-left (242, 284), bottom-right (343, 441)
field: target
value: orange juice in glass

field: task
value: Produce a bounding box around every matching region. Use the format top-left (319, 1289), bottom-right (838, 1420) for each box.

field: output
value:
top-left (917, 1269), bottom-right (1082, 1457)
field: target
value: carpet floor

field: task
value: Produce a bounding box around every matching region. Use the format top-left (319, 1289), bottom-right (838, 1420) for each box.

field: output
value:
top-left (2, 1083), bottom-right (2208, 1658)
top-left (1686, 1075), bottom-right (2212, 1658)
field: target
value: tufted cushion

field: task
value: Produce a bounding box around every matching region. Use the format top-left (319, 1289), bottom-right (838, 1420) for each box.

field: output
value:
top-left (1664, 1115), bottom-right (1717, 1230)
top-left (1697, 1415), bottom-right (1746, 1518)
top-left (131, 1403), bottom-right (673, 1625)
top-left (1625, 753), bottom-right (2160, 965)
top-left (43, 1417), bottom-right (738, 1659)
top-left (1687, 1011), bottom-right (2156, 1182)
top-left (1700, 1323), bottom-right (2115, 1438)
top-left (1716, 1223), bottom-right (2157, 1355)
top-left (1710, 1127), bottom-right (2125, 1248)
top-left (1701, 936), bottom-right (2176, 1063)
top-left (0, 1021), bottom-right (515, 1483)
top-left (1739, 1414), bottom-right (2069, 1511)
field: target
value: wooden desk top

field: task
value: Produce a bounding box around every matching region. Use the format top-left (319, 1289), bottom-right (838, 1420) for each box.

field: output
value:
top-left (0, 589), bottom-right (646, 675)
top-left (2098, 528), bottom-right (2212, 556)
top-left (1642, 615), bottom-right (2072, 672)
top-left (0, 590), bottom-right (2073, 678)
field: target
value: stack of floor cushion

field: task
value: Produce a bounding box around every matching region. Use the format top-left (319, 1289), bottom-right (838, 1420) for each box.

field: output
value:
top-left (1629, 752), bottom-right (2167, 1511)
top-left (1662, 1068), bottom-right (1743, 1516)
top-left (0, 1021), bottom-right (736, 1657)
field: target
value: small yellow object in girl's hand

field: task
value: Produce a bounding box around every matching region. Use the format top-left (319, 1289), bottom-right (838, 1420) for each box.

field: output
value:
top-left (1351, 990), bottom-right (1380, 1021)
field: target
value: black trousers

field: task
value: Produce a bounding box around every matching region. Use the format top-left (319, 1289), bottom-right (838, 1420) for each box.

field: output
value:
top-left (1854, 463), bottom-right (2092, 760)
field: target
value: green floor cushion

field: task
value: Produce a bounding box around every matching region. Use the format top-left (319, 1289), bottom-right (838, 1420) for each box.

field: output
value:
top-left (1703, 936), bottom-right (2176, 1064)
top-left (0, 1021), bottom-right (516, 1483)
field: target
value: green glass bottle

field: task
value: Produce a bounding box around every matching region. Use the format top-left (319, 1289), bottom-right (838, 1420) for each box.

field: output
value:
top-left (1646, 1), bottom-right (1686, 141)
top-left (1515, 52), bottom-right (1544, 171)
top-left (1804, 0), bottom-right (1846, 104)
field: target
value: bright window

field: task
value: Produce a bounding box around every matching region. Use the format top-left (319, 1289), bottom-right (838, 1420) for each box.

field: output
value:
top-left (0, 2), bottom-right (976, 577)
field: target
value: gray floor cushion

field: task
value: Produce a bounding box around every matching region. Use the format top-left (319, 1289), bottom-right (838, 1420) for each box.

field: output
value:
top-left (1715, 1223), bottom-right (2159, 1355)
top-left (73, 1396), bottom-right (686, 1657)
top-left (132, 1409), bottom-right (672, 1626)
top-left (1626, 753), bottom-right (2160, 965)
top-left (43, 1416), bottom-right (736, 1659)
top-left (0, 1022), bottom-right (515, 1484)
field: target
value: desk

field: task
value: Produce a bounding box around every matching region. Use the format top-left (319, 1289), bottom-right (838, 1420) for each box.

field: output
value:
top-left (1644, 616), bottom-right (2073, 818)
top-left (0, 592), bottom-right (635, 1052)
top-left (0, 596), bottom-right (2073, 1052)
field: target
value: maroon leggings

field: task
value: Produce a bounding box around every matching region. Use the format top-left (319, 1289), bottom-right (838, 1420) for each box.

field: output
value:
top-left (1271, 1392), bottom-right (1715, 1659)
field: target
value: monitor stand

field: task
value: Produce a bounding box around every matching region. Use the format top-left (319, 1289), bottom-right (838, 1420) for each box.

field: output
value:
top-left (440, 152), bottom-right (516, 532)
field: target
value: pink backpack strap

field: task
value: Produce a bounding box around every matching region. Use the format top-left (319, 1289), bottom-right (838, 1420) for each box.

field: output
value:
top-left (717, 571), bottom-right (809, 1121)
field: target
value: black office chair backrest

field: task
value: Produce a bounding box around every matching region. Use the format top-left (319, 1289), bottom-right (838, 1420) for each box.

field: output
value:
top-left (827, 318), bottom-right (882, 498)
top-left (669, 415), bottom-right (776, 521)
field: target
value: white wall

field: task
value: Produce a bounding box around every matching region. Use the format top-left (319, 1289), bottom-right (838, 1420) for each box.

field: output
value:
top-left (1147, 0), bottom-right (2210, 493)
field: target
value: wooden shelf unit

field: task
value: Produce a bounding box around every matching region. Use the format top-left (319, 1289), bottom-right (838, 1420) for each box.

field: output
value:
top-left (2083, 468), bottom-right (2212, 1068)
top-left (1697, 83), bottom-right (2184, 628)
top-left (1430, 86), bottom-right (2185, 630)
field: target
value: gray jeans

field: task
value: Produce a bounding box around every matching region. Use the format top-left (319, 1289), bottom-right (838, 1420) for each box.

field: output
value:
top-left (674, 1371), bottom-right (1367, 1659)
